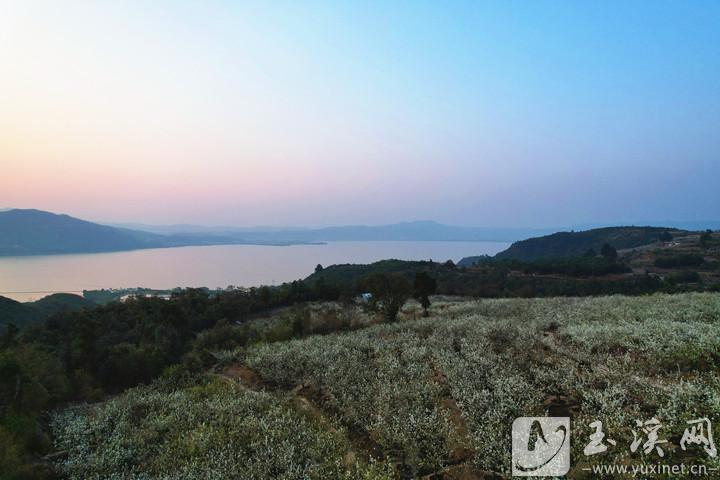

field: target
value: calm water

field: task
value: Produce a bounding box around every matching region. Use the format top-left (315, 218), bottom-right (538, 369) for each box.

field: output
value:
top-left (0, 241), bottom-right (507, 302)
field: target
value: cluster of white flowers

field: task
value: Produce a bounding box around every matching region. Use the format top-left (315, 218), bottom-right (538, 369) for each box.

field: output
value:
top-left (242, 292), bottom-right (720, 474)
top-left (245, 326), bottom-right (455, 475)
top-left (50, 377), bottom-right (394, 479)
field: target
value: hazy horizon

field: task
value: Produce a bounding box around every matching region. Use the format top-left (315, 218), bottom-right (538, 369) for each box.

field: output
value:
top-left (3, 1), bottom-right (719, 227)
top-left (105, 217), bottom-right (720, 231)
top-left (4, 207), bottom-right (720, 232)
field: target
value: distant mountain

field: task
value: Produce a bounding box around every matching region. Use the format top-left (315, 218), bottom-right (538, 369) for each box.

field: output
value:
top-left (467, 226), bottom-right (688, 263)
top-left (114, 220), bottom-right (555, 243)
top-left (0, 293), bottom-right (93, 327)
top-left (7, 209), bottom-right (710, 259)
top-left (4, 210), bottom-right (535, 258)
top-left (0, 209), bottom-right (168, 256)
top-left (117, 218), bottom-right (720, 240)
top-left (110, 222), bottom-right (306, 235)
top-left (255, 221), bottom-right (552, 243)
top-left (0, 209), bottom-right (307, 257)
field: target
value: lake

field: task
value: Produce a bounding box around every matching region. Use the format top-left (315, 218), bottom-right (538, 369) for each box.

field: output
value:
top-left (0, 241), bottom-right (508, 302)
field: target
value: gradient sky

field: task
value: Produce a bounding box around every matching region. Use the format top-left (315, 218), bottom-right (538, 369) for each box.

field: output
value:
top-left (1, 1), bottom-right (718, 227)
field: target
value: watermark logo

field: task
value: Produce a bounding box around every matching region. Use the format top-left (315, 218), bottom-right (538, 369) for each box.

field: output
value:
top-left (511, 415), bottom-right (717, 477)
top-left (512, 417), bottom-right (570, 476)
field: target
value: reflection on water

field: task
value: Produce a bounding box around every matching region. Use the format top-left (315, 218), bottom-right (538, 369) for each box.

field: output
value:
top-left (0, 241), bottom-right (508, 302)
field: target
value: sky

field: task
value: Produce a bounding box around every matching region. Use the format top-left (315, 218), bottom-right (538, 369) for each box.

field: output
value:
top-left (1, 1), bottom-right (718, 227)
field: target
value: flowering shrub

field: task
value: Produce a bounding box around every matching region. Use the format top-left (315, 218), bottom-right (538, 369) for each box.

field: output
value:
top-left (51, 377), bottom-right (395, 479)
top-left (243, 293), bottom-right (720, 475)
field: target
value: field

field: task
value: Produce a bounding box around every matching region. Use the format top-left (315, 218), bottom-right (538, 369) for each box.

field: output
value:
top-left (51, 293), bottom-right (720, 479)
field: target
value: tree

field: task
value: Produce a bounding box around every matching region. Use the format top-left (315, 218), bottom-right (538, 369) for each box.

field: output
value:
top-left (700, 230), bottom-right (712, 247)
top-left (315, 264), bottom-right (324, 274)
top-left (600, 243), bottom-right (617, 260)
top-left (659, 231), bottom-right (673, 242)
top-left (360, 273), bottom-right (411, 322)
top-left (1, 324), bottom-right (19, 348)
top-left (583, 248), bottom-right (597, 258)
top-left (413, 272), bottom-right (437, 317)
top-left (0, 352), bottom-right (21, 413)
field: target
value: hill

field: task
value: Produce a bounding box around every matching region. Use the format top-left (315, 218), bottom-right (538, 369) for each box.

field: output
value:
top-left (471, 226), bottom-right (686, 262)
top-left (0, 209), bottom-right (170, 256)
top-left (0, 293), bottom-right (93, 327)
top-left (0, 209), bottom-right (316, 257)
top-left (0, 296), bottom-right (35, 325)
top-left (47, 293), bottom-right (720, 478)
top-left (308, 229), bottom-right (720, 296)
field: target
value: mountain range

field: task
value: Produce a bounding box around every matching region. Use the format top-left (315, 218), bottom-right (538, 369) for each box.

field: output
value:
top-left (0, 209), bottom-right (314, 256)
top-left (1, 208), bottom-right (717, 258)
top-left (0, 209), bottom-right (553, 257)
top-left (111, 220), bottom-right (560, 243)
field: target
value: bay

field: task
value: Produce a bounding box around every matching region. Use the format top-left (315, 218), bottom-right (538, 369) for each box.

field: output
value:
top-left (0, 241), bottom-right (507, 302)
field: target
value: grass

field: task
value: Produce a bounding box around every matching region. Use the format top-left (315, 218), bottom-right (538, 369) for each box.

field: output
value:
top-left (51, 293), bottom-right (720, 479)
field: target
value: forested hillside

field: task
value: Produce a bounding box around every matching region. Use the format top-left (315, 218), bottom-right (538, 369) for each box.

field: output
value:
top-left (0, 294), bottom-right (92, 327)
top-left (490, 226), bottom-right (683, 261)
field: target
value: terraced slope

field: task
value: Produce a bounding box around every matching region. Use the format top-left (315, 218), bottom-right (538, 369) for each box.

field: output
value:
top-left (51, 293), bottom-right (720, 479)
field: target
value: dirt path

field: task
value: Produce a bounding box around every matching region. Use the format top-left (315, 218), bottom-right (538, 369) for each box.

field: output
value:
top-left (216, 359), bottom-right (504, 479)
top-left (430, 363), bottom-right (474, 464)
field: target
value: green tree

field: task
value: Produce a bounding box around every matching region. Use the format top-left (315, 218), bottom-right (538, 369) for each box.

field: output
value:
top-left (600, 243), bottom-right (617, 260)
top-left (699, 230), bottom-right (712, 247)
top-left (360, 273), bottom-right (411, 322)
top-left (0, 352), bottom-right (21, 413)
top-left (413, 272), bottom-right (437, 317)
top-left (1, 323), bottom-right (19, 348)
top-left (315, 264), bottom-right (324, 274)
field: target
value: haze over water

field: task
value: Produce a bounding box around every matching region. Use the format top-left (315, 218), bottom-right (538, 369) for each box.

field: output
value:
top-left (0, 241), bottom-right (507, 302)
